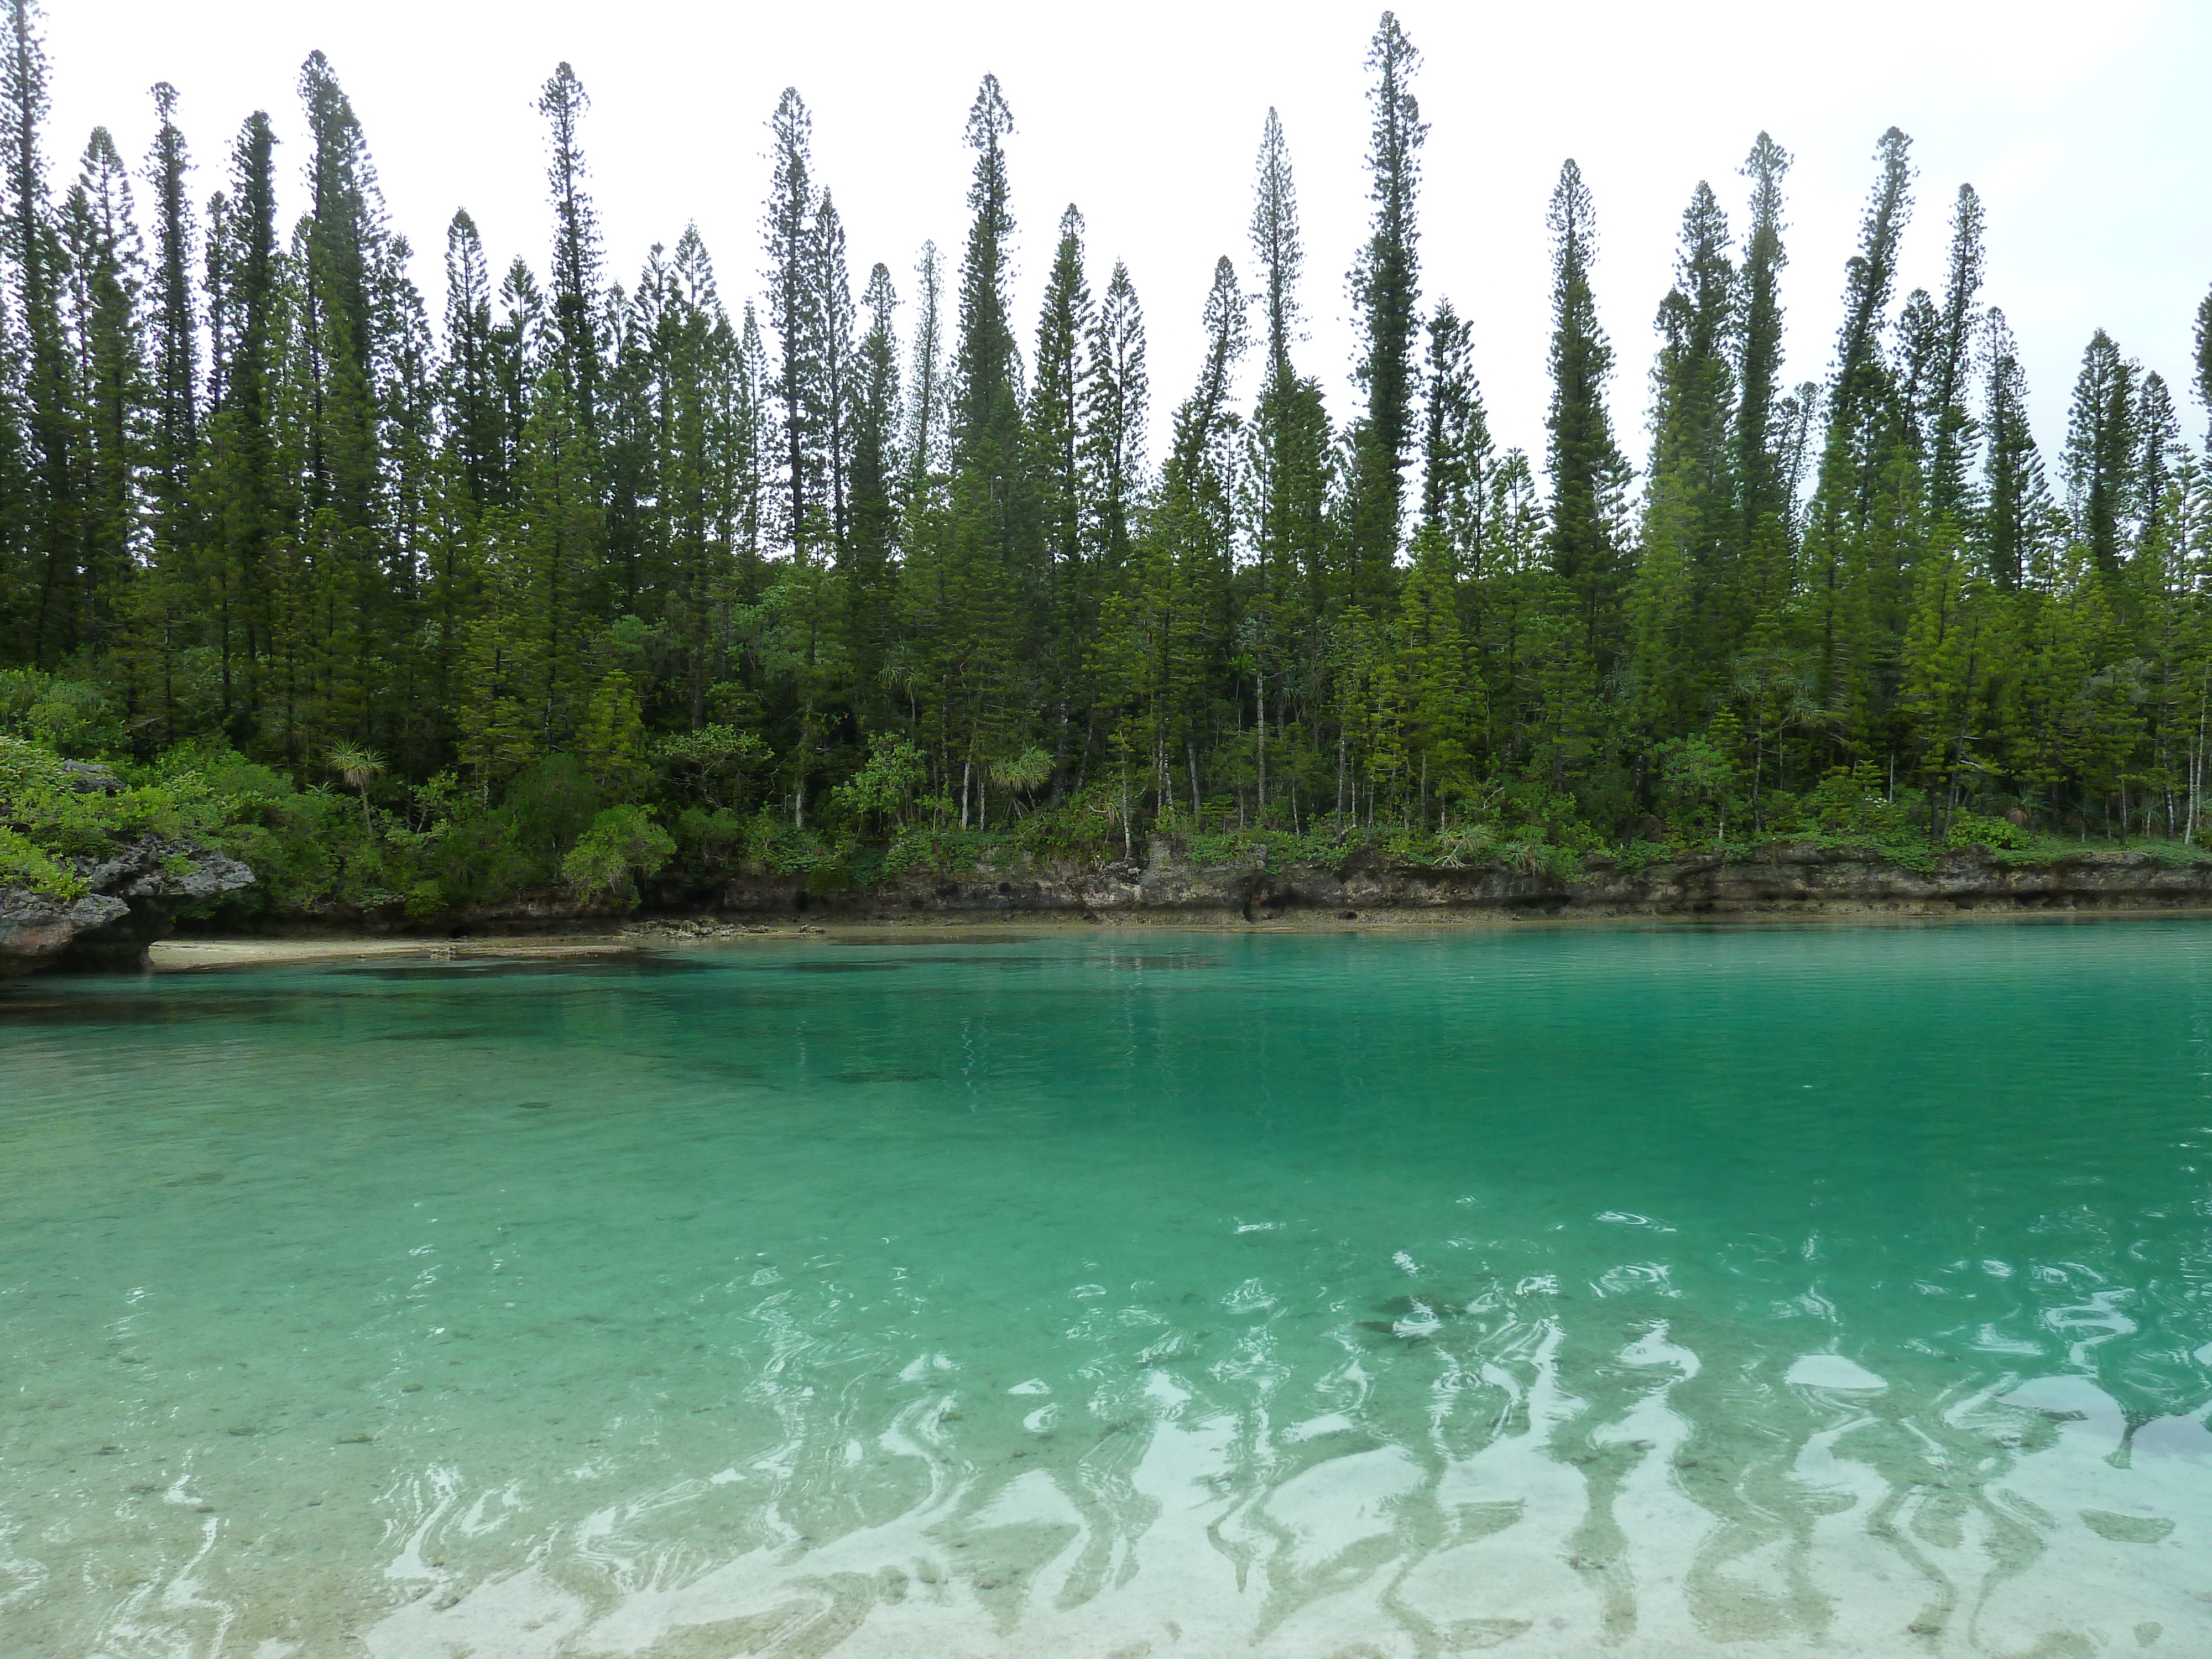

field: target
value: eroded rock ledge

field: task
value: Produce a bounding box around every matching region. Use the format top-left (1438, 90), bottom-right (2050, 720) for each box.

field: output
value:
top-left (709, 841), bottom-right (2212, 926)
top-left (20, 838), bottom-right (2209, 979)
top-left (0, 762), bottom-right (255, 978)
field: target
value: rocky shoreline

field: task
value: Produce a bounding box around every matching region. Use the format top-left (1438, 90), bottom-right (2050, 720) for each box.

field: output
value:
top-left (13, 836), bottom-right (2212, 980)
top-left (695, 839), bottom-right (2212, 927)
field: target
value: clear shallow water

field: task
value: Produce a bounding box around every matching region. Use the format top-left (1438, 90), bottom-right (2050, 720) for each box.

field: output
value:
top-left (3, 924), bottom-right (2210, 1659)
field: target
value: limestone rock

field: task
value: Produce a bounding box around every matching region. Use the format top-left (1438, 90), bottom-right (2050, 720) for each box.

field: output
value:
top-left (0, 834), bottom-right (255, 978)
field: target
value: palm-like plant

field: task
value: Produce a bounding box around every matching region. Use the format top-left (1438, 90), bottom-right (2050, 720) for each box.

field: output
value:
top-left (328, 742), bottom-right (384, 837)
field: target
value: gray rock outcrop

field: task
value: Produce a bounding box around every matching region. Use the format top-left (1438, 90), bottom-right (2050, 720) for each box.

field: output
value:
top-left (0, 761), bottom-right (256, 978)
top-left (704, 839), bottom-right (2212, 925)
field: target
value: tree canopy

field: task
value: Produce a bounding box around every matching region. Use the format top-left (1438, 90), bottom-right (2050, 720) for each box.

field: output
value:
top-left (4, 0), bottom-right (2210, 907)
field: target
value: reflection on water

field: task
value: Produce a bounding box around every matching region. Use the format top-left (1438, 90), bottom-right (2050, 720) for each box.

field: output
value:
top-left (3, 922), bottom-right (2209, 1657)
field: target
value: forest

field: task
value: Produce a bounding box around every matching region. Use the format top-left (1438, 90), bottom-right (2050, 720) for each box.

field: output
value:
top-left (4, 1), bottom-right (2212, 919)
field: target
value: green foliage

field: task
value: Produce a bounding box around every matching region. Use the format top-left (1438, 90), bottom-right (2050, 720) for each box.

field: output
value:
top-left (659, 726), bottom-right (772, 811)
top-left (1803, 764), bottom-right (1909, 841)
top-left (1945, 810), bottom-right (2029, 851)
top-left (0, 825), bottom-right (85, 898)
top-left (2, 15), bottom-right (2208, 917)
top-left (0, 733), bottom-right (242, 899)
top-left (561, 805), bottom-right (677, 906)
top-left (1655, 733), bottom-right (1741, 837)
top-left (578, 671), bottom-right (649, 798)
top-left (0, 669), bottom-right (122, 757)
top-left (831, 734), bottom-right (927, 831)
top-left (505, 753), bottom-right (599, 870)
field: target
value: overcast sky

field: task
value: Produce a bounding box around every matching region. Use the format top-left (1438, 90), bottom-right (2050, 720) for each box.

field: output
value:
top-left (44, 0), bottom-right (2211, 484)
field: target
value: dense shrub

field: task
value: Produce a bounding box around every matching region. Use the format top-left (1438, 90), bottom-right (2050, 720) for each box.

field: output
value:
top-left (562, 806), bottom-right (677, 906)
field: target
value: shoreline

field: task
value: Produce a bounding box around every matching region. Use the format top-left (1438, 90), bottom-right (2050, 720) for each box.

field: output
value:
top-left (13, 839), bottom-right (2211, 980)
top-left (130, 896), bottom-right (2212, 973)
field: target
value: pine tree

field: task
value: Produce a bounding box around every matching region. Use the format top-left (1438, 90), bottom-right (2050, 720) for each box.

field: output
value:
top-left (1630, 180), bottom-right (1735, 735)
top-left (1802, 128), bottom-right (1915, 718)
top-left (951, 75), bottom-right (1022, 476)
top-left (203, 109), bottom-right (279, 732)
top-left (1166, 259), bottom-right (1246, 512)
top-left (726, 301), bottom-right (768, 570)
top-left (60, 126), bottom-right (144, 654)
top-left (292, 51), bottom-right (394, 747)
top-left (1029, 205), bottom-right (1091, 571)
top-left (596, 272), bottom-right (645, 608)
top-left (1542, 158), bottom-right (1630, 667)
top-left (380, 244), bottom-right (439, 757)
top-left (1389, 521), bottom-right (1480, 817)
top-left (1027, 206), bottom-right (1093, 790)
top-left (1084, 259), bottom-right (1146, 570)
top-left (442, 209), bottom-right (504, 510)
top-left (143, 84), bottom-right (196, 611)
top-left (1101, 260), bottom-right (1239, 833)
top-left (538, 62), bottom-right (601, 440)
top-left (1898, 515), bottom-right (1995, 836)
top-left (1922, 185), bottom-right (1985, 521)
top-left (1418, 299), bottom-right (1491, 567)
top-left (1734, 131), bottom-right (1792, 619)
top-left (1247, 106), bottom-right (1330, 653)
top-left (1251, 107), bottom-right (1301, 380)
top-left (902, 239), bottom-right (947, 504)
top-left (660, 223), bottom-right (729, 726)
top-left (1980, 309), bottom-right (2054, 591)
top-left (811, 190), bottom-right (856, 557)
top-left (763, 87), bottom-right (821, 560)
top-left (1342, 12), bottom-right (1425, 602)
top-left (2065, 328), bottom-right (2138, 577)
top-left (1160, 254), bottom-right (1246, 668)
top-left (846, 259), bottom-right (900, 697)
top-left (850, 260), bottom-right (900, 573)
top-left (296, 51), bottom-right (385, 539)
top-left (2135, 370), bottom-right (2180, 552)
top-left (4, 0), bottom-right (78, 665)
top-left (914, 74), bottom-right (1035, 791)
top-left (2194, 284), bottom-right (2212, 452)
top-left (513, 354), bottom-right (600, 746)
top-left (1829, 129), bottom-right (1914, 468)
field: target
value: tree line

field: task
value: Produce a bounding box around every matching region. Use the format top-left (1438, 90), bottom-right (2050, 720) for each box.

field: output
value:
top-left (6, 0), bottom-right (2212, 868)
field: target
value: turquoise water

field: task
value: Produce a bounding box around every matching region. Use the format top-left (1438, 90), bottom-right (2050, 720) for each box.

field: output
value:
top-left (3, 922), bottom-right (2210, 1658)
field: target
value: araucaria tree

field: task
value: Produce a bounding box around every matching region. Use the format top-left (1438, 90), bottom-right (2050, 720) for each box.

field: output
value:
top-left (3, 8), bottom-right (2208, 913)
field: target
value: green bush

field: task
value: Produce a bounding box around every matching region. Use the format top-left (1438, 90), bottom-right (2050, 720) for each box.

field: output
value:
top-left (1946, 810), bottom-right (2029, 851)
top-left (829, 734), bottom-right (927, 832)
top-left (561, 806), bottom-right (676, 906)
top-left (1, 733), bottom-right (233, 863)
top-left (659, 725), bottom-right (773, 811)
top-left (1806, 764), bottom-right (1908, 841)
top-left (0, 668), bottom-right (123, 757)
top-left (0, 823), bottom-right (86, 899)
top-left (506, 753), bottom-right (599, 870)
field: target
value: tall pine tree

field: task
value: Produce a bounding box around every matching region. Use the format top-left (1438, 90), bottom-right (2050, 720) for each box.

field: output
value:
top-left (1542, 158), bottom-right (1630, 668)
top-left (1341, 12), bottom-right (1424, 603)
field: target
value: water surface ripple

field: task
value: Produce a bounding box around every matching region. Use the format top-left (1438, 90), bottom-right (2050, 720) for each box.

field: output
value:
top-left (4, 922), bottom-right (2210, 1656)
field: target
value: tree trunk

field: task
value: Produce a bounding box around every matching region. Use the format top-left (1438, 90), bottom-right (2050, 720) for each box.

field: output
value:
top-left (1255, 664), bottom-right (1267, 819)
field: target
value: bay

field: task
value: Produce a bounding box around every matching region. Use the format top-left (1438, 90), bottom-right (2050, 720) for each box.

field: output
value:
top-left (3, 920), bottom-right (2209, 1656)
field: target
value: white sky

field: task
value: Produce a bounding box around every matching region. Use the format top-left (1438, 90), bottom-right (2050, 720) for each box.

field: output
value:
top-left (45, 0), bottom-right (2211, 486)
